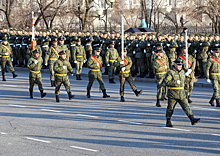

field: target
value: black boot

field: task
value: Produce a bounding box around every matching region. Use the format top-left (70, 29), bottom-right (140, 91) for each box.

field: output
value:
top-left (134, 89), bottom-right (143, 97)
top-left (86, 90), bottom-right (91, 98)
top-left (166, 119), bottom-right (173, 127)
top-left (68, 92), bottom-right (76, 100)
top-left (120, 96), bottom-right (125, 102)
top-left (76, 75), bottom-right (80, 80)
top-left (103, 67), bottom-right (109, 75)
top-left (102, 89), bottom-right (110, 98)
top-left (2, 75), bottom-right (6, 81)
top-left (12, 72), bottom-right (18, 78)
top-left (216, 99), bottom-right (220, 107)
top-left (56, 95), bottom-right (60, 102)
top-left (51, 80), bottom-right (55, 87)
top-left (188, 96), bottom-right (192, 104)
top-left (188, 115), bottom-right (201, 125)
top-left (156, 99), bottom-right (161, 107)
top-left (40, 90), bottom-right (46, 98)
top-left (30, 91), bottom-right (33, 99)
top-left (109, 78), bottom-right (116, 84)
top-left (209, 97), bottom-right (215, 106)
top-left (78, 75), bottom-right (82, 80)
top-left (147, 72), bottom-right (154, 78)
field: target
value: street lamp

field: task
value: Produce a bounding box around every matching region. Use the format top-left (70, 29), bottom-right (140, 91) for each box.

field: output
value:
top-left (96, 0), bottom-right (115, 32)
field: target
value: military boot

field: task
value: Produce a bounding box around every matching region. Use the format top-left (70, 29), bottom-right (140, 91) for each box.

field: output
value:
top-left (86, 90), bottom-right (91, 98)
top-left (188, 96), bottom-right (192, 104)
top-left (166, 119), bottom-right (173, 127)
top-left (76, 75), bottom-right (80, 80)
top-left (102, 89), bottom-right (110, 98)
top-left (103, 67), bottom-right (109, 75)
top-left (188, 115), bottom-right (201, 125)
top-left (30, 91), bottom-right (33, 99)
top-left (209, 97), bottom-right (215, 106)
top-left (216, 99), bottom-right (220, 107)
top-left (78, 74), bottom-right (82, 80)
top-left (2, 75), bottom-right (6, 81)
top-left (68, 92), bottom-right (76, 100)
top-left (134, 89), bottom-right (143, 97)
top-left (109, 79), bottom-right (116, 84)
top-left (156, 99), bottom-right (161, 107)
top-left (40, 90), bottom-right (46, 98)
top-left (56, 95), bottom-right (60, 102)
top-left (120, 96), bottom-right (125, 102)
top-left (12, 72), bottom-right (18, 78)
top-left (51, 80), bottom-right (55, 87)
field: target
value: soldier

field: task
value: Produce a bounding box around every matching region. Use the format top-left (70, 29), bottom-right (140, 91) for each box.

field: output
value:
top-left (44, 37), bottom-right (61, 87)
top-left (164, 58), bottom-right (201, 127)
top-left (86, 46), bottom-right (110, 98)
top-left (41, 35), bottom-right (51, 68)
top-left (0, 37), bottom-right (18, 81)
top-left (26, 40), bottom-right (42, 61)
top-left (206, 48), bottom-right (220, 107)
top-left (153, 47), bottom-right (169, 107)
top-left (105, 41), bottom-right (119, 84)
top-left (114, 49), bottom-right (143, 102)
top-left (58, 36), bottom-right (71, 61)
top-left (27, 49), bottom-right (46, 99)
top-left (53, 50), bottom-right (75, 102)
top-left (165, 34), bottom-right (178, 68)
top-left (72, 38), bottom-right (86, 80)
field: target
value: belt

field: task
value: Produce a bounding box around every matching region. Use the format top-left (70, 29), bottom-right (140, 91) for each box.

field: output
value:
top-left (168, 87), bottom-right (184, 89)
top-left (91, 69), bottom-right (100, 71)
top-left (120, 70), bottom-right (130, 73)
top-left (76, 55), bottom-right (83, 57)
top-left (30, 70), bottom-right (40, 73)
top-left (211, 73), bottom-right (220, 75)
top-left (156, 72), bottom-right (166, 74)
top-left (55, 74), bottom-right (67, 76)
top-left (2, 56), bottom-right (10, 58)
top-left (49, 58), bottom-right (58, 60)
top-left (109, 60), bottom-right (115, 62)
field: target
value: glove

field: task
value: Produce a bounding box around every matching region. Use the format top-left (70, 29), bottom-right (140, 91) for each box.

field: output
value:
top-left (45, 64), bottom-right (47, 66)
top-left (188, 43), bottom-right (192, 46)
top-left (133, 51), bottom-right (136, 54)
top-left (144, 49), bottom-right (146, 53)
top-left (164, 66), bottom-right (168, 69)
top-left (97, 63), bottom-right (99, 66)
top-left (194, 50), bottom-right (197, 53)
top-left (34, 60), bottom-right (38, 64)
top-left (120, 61), bottom-right (124, 64)
top-left (200, 43), bottom-right (202, 46)
top-left (121, 67), bottom-right (126, 71)
top-left (11, 58), bottom-right (13, 62)
top-left (5, 52), bottom-right (9, 55)
top-left (107, 64), bottom-right (110, 66)
top-left (71, 74), bottom-right (74, 76)
top-left (74, 61), bottom-right (77, 63)
top-left (136, 44), bottom-right (138, 47)
top-left (207, 79), bottom-right (211, 83)
top-left (167, 44), bottom-right (170, 47)
top-left (63, 66), bottom-right (66, 69)
top-left (177, 80), bottom-right (180, 84)
top-left (147, 44), bottom-right (151, 46)
top-left (184, 69), bottom-right (192, 76)
top-left (83, 60), bottom-right (86, 63)
top-left (215, 44), bottom-right (219, 47)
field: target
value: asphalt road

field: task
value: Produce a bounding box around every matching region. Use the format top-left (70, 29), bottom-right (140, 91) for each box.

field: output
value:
top-left (0, 70), bottom-right (220, 156)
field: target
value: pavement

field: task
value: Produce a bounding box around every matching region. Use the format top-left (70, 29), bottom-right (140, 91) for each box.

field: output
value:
top-left (14, 66), bottom-right (212, 88)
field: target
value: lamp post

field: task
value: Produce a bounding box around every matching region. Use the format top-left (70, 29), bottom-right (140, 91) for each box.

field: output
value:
top-left (96, 0), bottom-right (115, 32)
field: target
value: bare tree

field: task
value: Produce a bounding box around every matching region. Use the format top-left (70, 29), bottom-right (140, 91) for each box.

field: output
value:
top-left (0, 0), bottom-right (15, 27)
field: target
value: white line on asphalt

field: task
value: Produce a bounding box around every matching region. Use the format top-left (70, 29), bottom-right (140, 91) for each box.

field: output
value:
top-left (70, 146), bottom-right (98, 152)
top-left (2, 84), bottom-right (17, 87)
top-left (0, 132), bottom-right (7, 134)
top-left (191, 106), bottom-right (217, 111)
top-left (117, 98), bottom-right (136, 101)
top-left (8, 104), bottom-right (27, 108)
top-left (41, 109), bottom-right (61, 113)
top-left (211, 134), bottom-right (220, 137)
top-left (151, 102), bottom-right (167, 104)
top-left (118, 120), bottom-right (143, 125)
top-left (76, 114), bottom-right (99, 118)
top-left (25, 137), bottom-right (51, 143)
top-left (163, 127), bottom-right (191, 132)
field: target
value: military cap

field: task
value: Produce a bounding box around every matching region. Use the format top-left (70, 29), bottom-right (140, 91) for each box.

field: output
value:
top-left (94, 46), bottom-right (101, 52)
top-left (181, 44), bottom-right (190, 49)
top-left (156, 42), bottom-right (163, 47)
top-left (76, 38), bottom-right (81, 42)
top-left (110, 41), bottom-right (115, 45)
top-left (174, 58), bottom-right (184, 64)
top-left (58, 36), bottom-right (66, 41)
top-left (52, 37), bottom-right (58, 42)
top-left (58, 50), bottom-right (66, 55)
top-left (155, 47), bottom-right (163, 53)
top-left (212, 48), bottom-right (220, 53)
top-left (2, 36), bottom-right (8, 41)
top-left (32, 49), bottom-right (40, 53)
top-left (124, 48), bottom-right (127, 52)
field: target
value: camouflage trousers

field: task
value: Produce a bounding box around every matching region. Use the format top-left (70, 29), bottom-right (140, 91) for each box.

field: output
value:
top-left (211, 77), bottom-right (220, 99)
top-left (1, 58), bottom-right (15, 76)
top-left (155, 74), bottom-right (166, 99)
top-left (55, 75), bottom-right (71, 95)
top-left (119, 76), bottom-right (137, 96)
top-left (29, 72), bottom-right (43, 92)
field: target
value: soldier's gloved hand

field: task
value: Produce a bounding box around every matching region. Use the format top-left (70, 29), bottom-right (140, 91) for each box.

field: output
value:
top-left (167, 44), bottom-right (170, 47)
top-left (71, 73), bottom-right (74, 76)
top-left (144, 49), bottom-right (146, 53)
top-left (97, 63), bottom-right (99, 66)
top-left (63, 66), bottom-right (66, 69)
top-left (120, 61), bottom-right (124, 64)
top-left (5, 52), bottom-right (9, 55)
top-left (121, 67), bottom-right (126, 71)
top-left (207, 79), bottom-right (211, 83)
top-left (136, 44), bottom-right (138, 47)
top-left (194, 50), bottom-right (197, 53)
top-left (133, 51), bottom-right (136, 54)
top-left (215, 44), bottom-right (219, 47)
top-left (164, 66), bottom-right (168, 69)
top-left (107, 64), bottom-right (110, 66)
top-left (147, 44), bottom-right (151, 46)
top-left (200, 43), bottom-right (203, 46)
top-left (83, 60), bottom-right (86, 63)
top-left (74, 61), bottom-right (77, 63)
top-left (45, 64), bottom-right (47, 66)
top-left (11, 58), bottom-right (13, 62)
top-left (34, 60), bottom-right (38, 64)
top-left (177, 80), bottom-right (180, 84)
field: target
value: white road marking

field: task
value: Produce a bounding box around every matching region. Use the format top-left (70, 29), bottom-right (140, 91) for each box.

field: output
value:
top-left (2, 84), bottom-right (17, 87)
top-left (25, 137), bottom-right (51, 143)
top-left (76, 114), bottom-right (99, 118)
top-left (118, 120), bottom-right (143, 125)
top-left (70, 146), bottom-right (98, 152)
top-left (0, 132), bottom-right (7, 134)
top-left (211, 134), bottom-right (220, 137)
top-left (8, 104), bottom-right (27, 108)
top-left (151, 102), bottom-right (167, 104)
top-left (192, 106), bottom-right (217, 111)
top-left (117, 98), bottom-right (136, 102)
top-left (41, 109), bottom-right (61, 113)
top-left (163, 127), bottom-right (191, 132)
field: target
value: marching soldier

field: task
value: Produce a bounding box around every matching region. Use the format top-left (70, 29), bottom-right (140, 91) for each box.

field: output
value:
top-left (164, 58), bottom-right (201, 127)
top-left (26, 40), bottom-right (42, 61)
top-left (165, 34), bottom-right (178, 68)
top-left (72, 38), bottom-right (86, 80)
top-left (114, 49), bottom-right (143, 102)
top-left (27, 49), bottom-right (46, 99)
top-left (44, 37), bottom-right (61, 87)
top-left (58, 36), bottom-right (71, 61)
top-left (105, 41), bottom-right (119, 83)
top-left (0, 37), bottom-right (18, 81)
top-left (153, 47), bottom-right (169, 107)
top-left (86, 46), bottom-right (110, 98)
top-left (206, 48), bottom-right (220, 107)
top-left (54, 50), bottom-right (75, 102)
